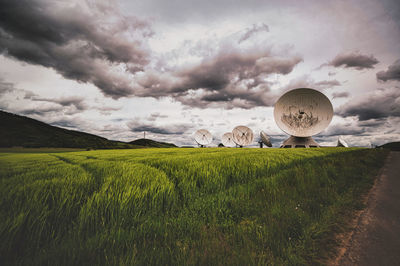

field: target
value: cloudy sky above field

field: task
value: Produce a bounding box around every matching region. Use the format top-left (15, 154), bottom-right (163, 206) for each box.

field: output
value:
top-left (0, 0), bottom-right (399, 146)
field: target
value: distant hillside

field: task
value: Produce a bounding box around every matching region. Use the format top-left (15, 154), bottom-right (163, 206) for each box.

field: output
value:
top-left (0, 110), bottom-right (137, 149)
top-left (129, 138), bottom-right (177, 148)
top-left (378, 142), bottom-right (400, 151)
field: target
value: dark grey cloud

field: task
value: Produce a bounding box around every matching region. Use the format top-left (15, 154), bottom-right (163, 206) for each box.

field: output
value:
top-left (326, 52), bottom-right (379, 70)
top-left (95, 106), bottom-right (122, 115)
top-left (24, 91), bottom-right (122, 114)
top-left (332, 91), bottom-right (350, 99)
top-left (0, 77), bottom-right (15, 96)
top-left (238, 23), bottom-right (269, 43)
top-left (357, 119), bottom-right (387, 127)
top-left (176, 53), bottom-right (303, 108)
top-left (0, 0), bottom-right (303, 109)
top-left (194, 75), bottom-right (341, 110)
top-left (319, 115), bottom-right (397, 147)
top-left (136, 46), bottom-right (303, 109)
top-left (50, 119), bottom-right (79, 129)
top-left (277, 76), bottom-right (342, 94)
top-left (323, 123), bottom-right (366, 136)
top-left (0, 0), bottom-right (152, 98)
top-left (337, 87), bottom-right (400, 120)
top-left (148, 112), bottom-right (168, 121)
top-left (23, 90), bottom-right (36, 99)
top-left (29, 96), bottom-right (87, 110)
top-left (96, 106), bottom-right (122, 112)
top-left (0, 77), bottom-right (33, 99)
top-left (0, 0), bottom-right (313, 112)
top-left (328, 71), bottom-right (336, 76)
top-left (321, 119), bottom-right (387, 138)
top-left (376, 59), bottom-right (400, 82)
top-left (19, 105), bottom-right (63, 116)
top-left (53, 97), bottom-right (86, 110)
top-left (127, 119), bottom-right (193, 135)
top-left (48, 116), bottom-right (99, 133)
top-left (10, 97), bottom-right (87, 117)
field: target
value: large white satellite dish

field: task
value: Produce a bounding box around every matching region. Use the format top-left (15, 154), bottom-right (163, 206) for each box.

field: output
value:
top-left (194, 129), bottom-right (213, 147)
top-left (337, 136), bottom-right (349, 147)
top-left (274, 88), bottom-right (333, 148)
top-left (221, 132), bottom-right (235, 147)
top-left (232, 126), bottom-right (254, 147)
top-left (260, 131), bottom-right (272, 147)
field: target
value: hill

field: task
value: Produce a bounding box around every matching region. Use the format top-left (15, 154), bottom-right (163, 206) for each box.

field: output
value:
top-left (378, 141), bottom-right (400, 151)
top-left (129, 138), bottom-right (177, 148)
top-left (0, 110), bottom-right (136, 149)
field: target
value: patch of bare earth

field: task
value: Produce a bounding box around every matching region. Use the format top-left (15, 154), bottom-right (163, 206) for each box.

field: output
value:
top-left (329, 152), bottom-right (400, 266)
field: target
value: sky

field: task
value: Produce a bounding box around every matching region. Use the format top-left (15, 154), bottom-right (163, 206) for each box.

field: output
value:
top-left (0, 0), bottom-right (399, 147)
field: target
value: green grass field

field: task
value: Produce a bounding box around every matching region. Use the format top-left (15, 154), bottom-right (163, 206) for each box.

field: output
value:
top-left (0, 148), bottom-right (388, 265)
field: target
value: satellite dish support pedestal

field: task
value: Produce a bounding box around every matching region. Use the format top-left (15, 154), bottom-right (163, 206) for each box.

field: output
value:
top-left (281, 136), bottom-right (320, 148)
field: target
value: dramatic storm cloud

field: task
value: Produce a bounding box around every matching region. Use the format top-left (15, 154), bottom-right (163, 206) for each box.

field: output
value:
top-left (337, 87), bottom-right (400, 120)
top-left (377, 59), bottom-right (400, 82)
top-left (170, 51), bottom-right (303, 109)
top-left (325, 52), bottom-right (379, 70)
top-left (0, 0), bottom-right (302, 108)
top-left (0, 0), bottom-right (152, 98)
top-left (323, 122), bottom-right (366, 136)
top-left (0, 0), bottom-right (399, 146)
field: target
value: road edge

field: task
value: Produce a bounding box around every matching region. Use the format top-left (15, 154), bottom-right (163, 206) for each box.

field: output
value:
top-left (328, 151), bottom-right (392, 265)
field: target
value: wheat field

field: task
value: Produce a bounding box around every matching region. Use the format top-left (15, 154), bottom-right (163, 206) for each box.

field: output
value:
top-left (0, 148), bottom-right (388, 265)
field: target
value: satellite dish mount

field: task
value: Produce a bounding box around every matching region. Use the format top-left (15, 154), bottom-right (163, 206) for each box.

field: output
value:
top-left (260, 131), bottom-right (272, 148)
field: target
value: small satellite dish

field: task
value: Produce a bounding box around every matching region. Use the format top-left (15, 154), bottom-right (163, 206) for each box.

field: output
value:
top-left (232, 126), bottom-right (254, 147)
top-left (274, 88), bottom-right (333, 148)
top-left (194, 129), bottom-right (213, 147)
top-left (337, 136), bottom-right (349, 147)
top-left (221, 132), bottom-right (235, 147)
top-left (260, 131), bottom-right (272, 147)
top-left (369, 142), bottom-right (375, 148)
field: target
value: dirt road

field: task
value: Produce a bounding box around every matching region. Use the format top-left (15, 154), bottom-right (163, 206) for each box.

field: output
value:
top-left (338, 151), bottom-right (400, 266)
